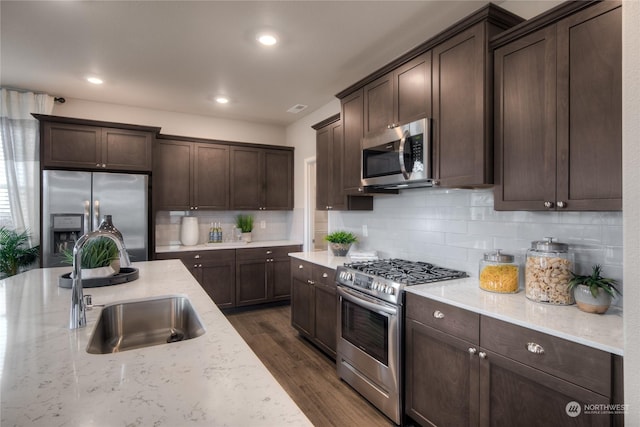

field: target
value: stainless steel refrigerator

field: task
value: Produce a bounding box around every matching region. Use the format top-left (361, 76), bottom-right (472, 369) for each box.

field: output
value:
top-left (42, 170), bottom-right (148, 268)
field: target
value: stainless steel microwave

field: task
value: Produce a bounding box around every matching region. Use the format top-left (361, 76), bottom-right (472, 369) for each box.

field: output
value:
top-left (361, 118), bottom-right (432, 190)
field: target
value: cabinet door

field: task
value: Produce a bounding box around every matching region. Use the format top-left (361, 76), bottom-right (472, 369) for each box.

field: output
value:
top-left (153, 139), bottom-right (192, 210)
top-left (270, 255), bottom-right (292, 300)
top-left (193, 143), bottom-right (229, 210)
top-left (395, 52), bottom-right (432, 125)
top-left (101, 128), bottom-right (152, 172)
top-left (328, 121), bottom-right (348, 210)
top-left (230, 147), bottom-right (262, 209)
top-left (433, 23), bottom-right (489, 187)
top-left (314, 282), bottom-right (337, 357)
top-left (556, 2), bottom-right (622, 211)
top-left (494, 26), bottom-right (557, 211)
top-left (405, 319), bottom-right (479, 427)
top-left (235, 257), bottom-right (268, 306)
top-left (316, 126), bottom-right (330, 210)
top-left (341, 89), bottom-right (365, 193)
top-left (291, 276), bottom-right (314, 337)
top-left (363, 72), bottom-right (394, 135)
top-left (479, 350), bottom-right (611, 427)
top-left (199, 251), bottom-right (235, 309)
top-left (263, 149), bottom-right (293, 210)
top-left (42, 122), bottom-right (102, 169)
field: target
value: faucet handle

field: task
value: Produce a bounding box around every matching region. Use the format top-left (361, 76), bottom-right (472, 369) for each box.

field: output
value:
top-left (83, 294), bottom-right (93, 310)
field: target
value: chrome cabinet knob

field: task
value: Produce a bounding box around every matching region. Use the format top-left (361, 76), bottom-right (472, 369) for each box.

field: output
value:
top-left (194, 254), bottom-right (200, 259)
top-left (432, 310), bottom-right (445, 319)
top-left (468, 347), bottom-right (477, 355)
top-left (544, 201), bottom-right (554, 208)
top-left (556, 201), bottom-right (567, 208)
top-left (526, 342), bottom-right (545, 355)
top-left (479, 352), bottom-right (487, 359)
top-left (322, 273), bottom-right (329, 278)
top-left (298, 264), bottom-right (304, 269)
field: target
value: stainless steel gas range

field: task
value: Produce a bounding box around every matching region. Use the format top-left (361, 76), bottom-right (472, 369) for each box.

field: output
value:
top-left (335, 259), bottom-right (467, 425)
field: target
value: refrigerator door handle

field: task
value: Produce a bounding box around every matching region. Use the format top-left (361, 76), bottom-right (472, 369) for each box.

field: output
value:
top-left (84, 200), bottom-right (91, 236)
top-left (93, 200), bottom-right (100, 231)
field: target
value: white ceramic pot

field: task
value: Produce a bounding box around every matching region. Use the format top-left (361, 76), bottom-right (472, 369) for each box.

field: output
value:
top-left (573, 284), bottom-right (612, 314)
top-left (241, 232), bottom-right (252, 243)
top-left (180, 217), bottom-right (199, 246)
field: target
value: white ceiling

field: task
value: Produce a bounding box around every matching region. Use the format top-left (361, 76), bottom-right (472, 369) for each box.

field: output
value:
top-left (0, 1), bottom-right (559, 126)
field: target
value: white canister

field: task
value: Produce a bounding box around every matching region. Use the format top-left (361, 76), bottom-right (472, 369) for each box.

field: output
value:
top-left (180, 217), bottom-right (199, 246)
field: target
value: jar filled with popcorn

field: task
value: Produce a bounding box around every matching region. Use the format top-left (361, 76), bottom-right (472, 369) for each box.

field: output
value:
top-left (479, 249), bottom-right (520, 293)
top-left (525, 237), bottom-right (575, 305)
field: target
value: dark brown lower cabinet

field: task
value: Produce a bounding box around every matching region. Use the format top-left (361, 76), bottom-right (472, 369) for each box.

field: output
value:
top-left (405, 293), bottom-right (621, 427)
top-left (235, 246), bottom-right (299, 307)
top-left (156, 250), bottom-right (235, 308)
top-left (290, 259), bottom-right (337, 358)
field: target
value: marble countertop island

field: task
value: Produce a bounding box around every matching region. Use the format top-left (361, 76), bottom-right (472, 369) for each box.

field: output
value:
top-left (0, 260), bottom-right (312, 426)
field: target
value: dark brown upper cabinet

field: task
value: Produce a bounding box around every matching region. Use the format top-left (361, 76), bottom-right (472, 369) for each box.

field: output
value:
top-left (36, 115), bottom-right (158, 172)
top-left (363, 52), bottom-right (432, 136)
top-left (153, 137), bottom-right (230, 211)
top-left (340, 89), bottom-right (366, 194)
top-left (313, 114), bottom-right (373, 211)
top-left (336, 4), bottom-right (522, 191)
top-left (230, 146), bottom-right (293, 210)
top-left (494, 1), bottom-right (622, 211)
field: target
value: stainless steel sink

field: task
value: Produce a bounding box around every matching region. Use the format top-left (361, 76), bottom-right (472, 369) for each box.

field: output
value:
top-left (87, 295), bottom-right (205, 354)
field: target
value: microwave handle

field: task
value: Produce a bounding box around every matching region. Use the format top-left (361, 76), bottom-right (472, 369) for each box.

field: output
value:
top-left (398, 129), bottom-right (411, 179)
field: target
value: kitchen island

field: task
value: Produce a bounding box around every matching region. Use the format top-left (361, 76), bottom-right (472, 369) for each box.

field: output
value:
top-left (0, 260), bottom-right (312, 426)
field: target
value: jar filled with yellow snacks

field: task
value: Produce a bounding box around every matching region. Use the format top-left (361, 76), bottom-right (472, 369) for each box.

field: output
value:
top-left (525, 237), bottom-right (574, 305)
top-left (479, 250), bottom-right (520, 293)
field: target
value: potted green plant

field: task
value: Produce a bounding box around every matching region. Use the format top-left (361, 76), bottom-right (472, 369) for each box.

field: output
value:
top-left (236, 215), bottom-right (254, 243)
top-left (0, 227), bottom-right (39, 278)
top-left (62, 237), bottom-right (119, 278)
top-left (568, 264), bottom-right (620, 314)
top-left (325, 231), bottom-right (357, 256)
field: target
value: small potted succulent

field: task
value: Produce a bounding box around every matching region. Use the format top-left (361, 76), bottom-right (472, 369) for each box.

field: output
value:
top-left (0, 227), bottom-right (39, 278)
top-left (62, 237), bottom-right (120, 278)
top-left (325, 231), bottom-right (357, 256)
top-left (568, 264), bottom-right (620, 314)
top-left (236, 215), bottom-right (254, 243)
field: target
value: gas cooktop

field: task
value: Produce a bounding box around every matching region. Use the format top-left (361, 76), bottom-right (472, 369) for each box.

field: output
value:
top-left (343, 258), bottom-right (467, 285)
top-left (337, 258), bottom-right (467, 305)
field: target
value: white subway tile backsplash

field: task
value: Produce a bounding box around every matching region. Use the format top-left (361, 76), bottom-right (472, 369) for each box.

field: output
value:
top-left (329, 188), bottom-right (623, 305)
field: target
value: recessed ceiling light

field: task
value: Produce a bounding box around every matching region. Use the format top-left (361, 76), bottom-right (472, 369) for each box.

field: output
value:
top-left (257, 33), bottom-right (278, 46)
top-left (215, 96), bottom-right (229, 104)
top-left (86, 76), bottom-right (103, 85)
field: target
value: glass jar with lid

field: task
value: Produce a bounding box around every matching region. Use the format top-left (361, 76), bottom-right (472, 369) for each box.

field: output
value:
top-left (525, 237), bottom-right (575, 305)
top-left (479, 249), bottom-right (520, 293)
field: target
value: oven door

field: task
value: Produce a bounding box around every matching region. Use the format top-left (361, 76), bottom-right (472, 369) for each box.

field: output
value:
top-left (336, 285), bottom-right (401, 424)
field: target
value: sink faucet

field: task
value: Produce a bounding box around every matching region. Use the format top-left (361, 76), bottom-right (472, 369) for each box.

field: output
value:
top-left (69, 229), bottom-right (132, 329)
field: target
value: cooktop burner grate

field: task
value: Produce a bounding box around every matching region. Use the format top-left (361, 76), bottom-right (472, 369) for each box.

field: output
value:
top-left (343, 258), bottom-right (467, 285)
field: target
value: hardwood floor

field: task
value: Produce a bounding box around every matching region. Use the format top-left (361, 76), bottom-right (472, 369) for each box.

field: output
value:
top-left (225, 304), bottom-right (394, 427)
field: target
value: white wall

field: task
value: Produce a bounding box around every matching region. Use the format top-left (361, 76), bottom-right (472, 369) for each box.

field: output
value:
top-left (53, 98), bottom-right (287, 146)
top-left (622, 0), bottom-right (640, 422)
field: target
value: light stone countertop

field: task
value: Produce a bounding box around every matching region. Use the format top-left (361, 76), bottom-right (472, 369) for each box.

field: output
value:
top-left (0, 260), bottom-right (312, 427)
top-left (156, 239), bottom-right (303, 254)
top-left (290, 251), bottom-right (624, 356)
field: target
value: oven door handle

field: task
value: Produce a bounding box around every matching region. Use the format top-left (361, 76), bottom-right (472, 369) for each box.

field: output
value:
top-left (337, 286), bottom-right (398, 316)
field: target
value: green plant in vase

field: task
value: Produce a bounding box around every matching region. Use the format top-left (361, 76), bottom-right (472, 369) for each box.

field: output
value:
top-left (62, 237), bottom-right (119, 277)
top-left (0, 227), bottom-right (39, 278)
top-left (325, 231), bottom-right (357, 256)
top-left (568, 264), bottom-right (620, 314)
top-left (236, 215), bottom-right (254, 242)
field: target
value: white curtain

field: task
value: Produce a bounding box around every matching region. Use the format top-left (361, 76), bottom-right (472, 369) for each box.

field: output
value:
top-left (0, 88), bottom-right (54, 246)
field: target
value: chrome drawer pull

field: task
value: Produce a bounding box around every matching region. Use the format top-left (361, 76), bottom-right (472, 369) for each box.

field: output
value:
top-left (432, 310), bottom-right (445, 319)
top-left (298, 265), bottom-right (304, 269)
top-left (322, 273), bottom-right (329, 278)
top-left (527, 342), bottom-right (545, 355)
top-left (194, 254), bottom-right (200, 259)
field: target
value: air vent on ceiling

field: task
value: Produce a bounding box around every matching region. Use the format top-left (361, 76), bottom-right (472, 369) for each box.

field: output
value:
top-left (287, 104), bottom-right (308, 114)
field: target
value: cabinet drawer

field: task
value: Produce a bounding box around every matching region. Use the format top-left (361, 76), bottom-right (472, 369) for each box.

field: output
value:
top-left (405, 293), bottom-right (479, 345)
top-left (481, 315), bottom-right (611, 396)
top-left (313, 265), bottom-right (336, 287)
top-left (291, 260), bottom-right (312, 281)
top-left (237, 245), bottom-right (298, 261)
